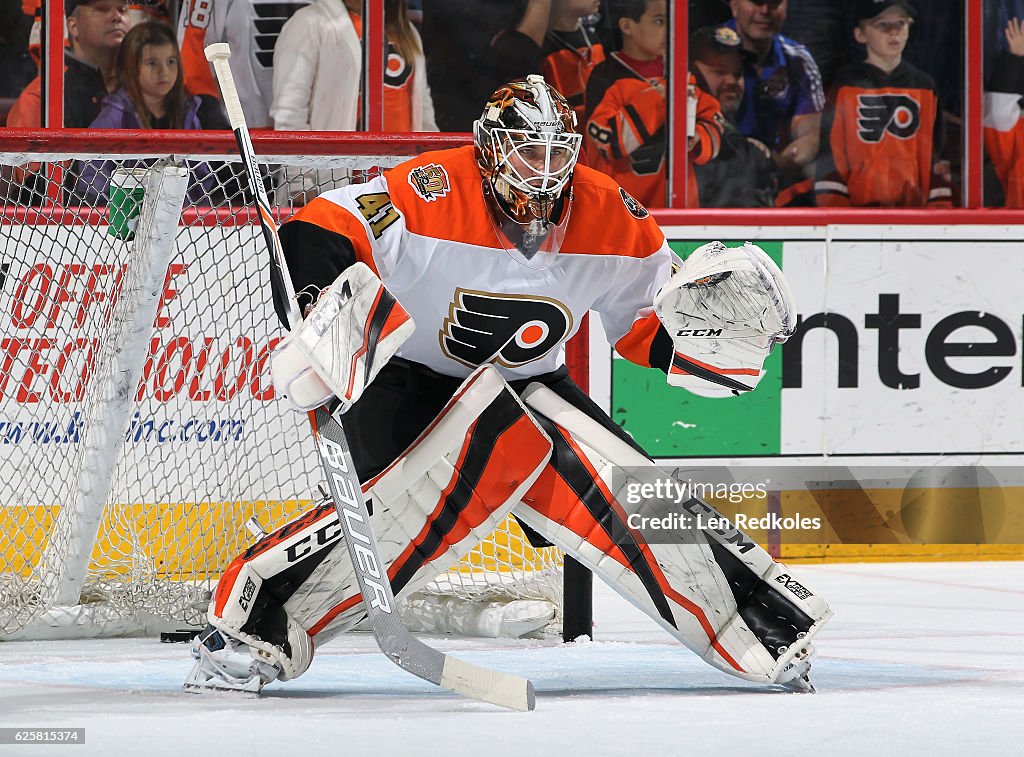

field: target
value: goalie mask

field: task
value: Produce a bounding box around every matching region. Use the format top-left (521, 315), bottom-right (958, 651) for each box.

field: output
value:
top-left (474, 75), bottom-right (582, 269)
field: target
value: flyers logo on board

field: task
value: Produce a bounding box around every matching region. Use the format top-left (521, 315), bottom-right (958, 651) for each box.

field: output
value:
top-left (856, 94), bottom-right (921, 142)
top-left (409, 163), bottom-right (450, 201)
top-left (440, 288), bottom-right (573, 369)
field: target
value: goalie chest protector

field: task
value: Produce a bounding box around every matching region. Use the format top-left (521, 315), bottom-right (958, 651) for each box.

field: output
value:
top-left (291, 146), bottom-right (672, 381)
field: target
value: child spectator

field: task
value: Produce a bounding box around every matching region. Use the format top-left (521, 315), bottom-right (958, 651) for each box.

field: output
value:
top-left (690, 25), bottom-right (777, 207)
top-left (75, 22), bottom-right (228, 204)
top-left (815, 0), bottom-right (953, 207)
top-left (585, 0), bottom-right (723, 208)
top-left (984, 17), bottom-right (1024, 207)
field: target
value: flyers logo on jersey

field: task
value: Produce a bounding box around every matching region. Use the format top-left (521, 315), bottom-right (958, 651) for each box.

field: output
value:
top-left (440, 289), bottom-right (573, 369)
top-left (857, 94), bottom-right (921, 142)
top-left (409, 164), bottom-right (451, 201)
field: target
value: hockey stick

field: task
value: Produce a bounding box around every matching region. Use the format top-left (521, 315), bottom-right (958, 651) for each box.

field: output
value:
top-left (204, 43), bottom-right (535, 712)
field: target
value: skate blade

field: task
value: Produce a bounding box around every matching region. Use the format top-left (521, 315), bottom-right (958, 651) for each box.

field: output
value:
top-left (780, 673), bottom-right (816, 694)
top-left (183, 678), bottom-right (262, 698)
top-left (183, 661), bottom-right (263, 698)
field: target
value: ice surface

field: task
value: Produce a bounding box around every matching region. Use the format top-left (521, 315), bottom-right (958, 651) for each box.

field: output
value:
top-left (1, 561), bottom-right (1022, 756)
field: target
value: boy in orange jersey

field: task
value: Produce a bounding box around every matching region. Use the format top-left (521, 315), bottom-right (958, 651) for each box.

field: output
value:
top-left (984, 17), bottom-right (1024, 207)
top-left (814, 0), bottom-right (953, 207)
top-left (584, 0), bottom-right (723, 207)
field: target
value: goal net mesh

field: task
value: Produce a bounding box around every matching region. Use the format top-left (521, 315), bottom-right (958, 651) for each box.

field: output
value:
top-left (0, 134), bottom-right (562, 640)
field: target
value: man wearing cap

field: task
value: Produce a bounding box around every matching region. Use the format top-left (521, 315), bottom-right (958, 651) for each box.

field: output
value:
top-left (7, 0), bottom-right (130, 128)
top-left (725, 0), bottom-right (824, 198)
top-left (815, 0), bottom-right (953, 207)
top-left (690, 25), bottom-right (777, 207)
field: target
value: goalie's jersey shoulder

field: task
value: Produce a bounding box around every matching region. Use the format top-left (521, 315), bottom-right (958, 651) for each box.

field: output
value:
top-left (385, 145), bottom-right (665, 259)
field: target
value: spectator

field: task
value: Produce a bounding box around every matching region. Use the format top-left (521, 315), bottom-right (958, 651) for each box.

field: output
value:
top-left (985, 0), bottom-right (1024, 80)
top-left (586, 0), bottom-right (724, 208)
top-left (690, 25), bottom-right (777, 207)
top-left (74, 22), bottom-right (227, 204)
top-left (178, 0), bottom-right (312, 129)
top-left (7, 0), bottom-right (130, 128)
top-left (0, 2), bottom-right (36, 101)
top-left (984, 17), bottom-right (1024, 207)
top-left (491, 0), bottom-right (607, 125)
top-left (271, 0), bottom-right (436, 134)
top-left (725, 0), bottom-right (824, 193)
top-left (271, 0), bottom-right (437, 203)
top-left (814, 0), bottom-right (952, 207)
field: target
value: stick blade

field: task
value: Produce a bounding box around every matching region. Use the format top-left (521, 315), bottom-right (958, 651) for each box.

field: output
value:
top-left (440, 657), bottom-right (536, 712)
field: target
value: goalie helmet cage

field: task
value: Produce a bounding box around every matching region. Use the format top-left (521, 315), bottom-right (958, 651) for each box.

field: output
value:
top-left (0, 130), bottom-right (591, 641)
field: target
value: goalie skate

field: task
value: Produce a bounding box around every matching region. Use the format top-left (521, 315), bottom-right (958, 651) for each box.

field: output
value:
top-left (183, 626), bottom-right (282, 696)
top-left (774, 638), bottom-right (816, 693)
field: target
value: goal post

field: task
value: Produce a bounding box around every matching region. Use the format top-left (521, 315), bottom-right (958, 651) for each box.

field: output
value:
top-left (0, 131), bottom-right (591, 641)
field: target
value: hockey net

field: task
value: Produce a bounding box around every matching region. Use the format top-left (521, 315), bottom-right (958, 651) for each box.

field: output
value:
top-left (0, 131), bottom-right (563, 641)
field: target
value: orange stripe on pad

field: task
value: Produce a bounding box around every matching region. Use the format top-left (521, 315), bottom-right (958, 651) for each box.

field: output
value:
top-left (524, 425), bottom-right (746, 674)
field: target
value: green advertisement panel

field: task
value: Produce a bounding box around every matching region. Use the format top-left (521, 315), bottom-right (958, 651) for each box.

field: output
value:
top-left (611, 241), bottom-right (783, 458)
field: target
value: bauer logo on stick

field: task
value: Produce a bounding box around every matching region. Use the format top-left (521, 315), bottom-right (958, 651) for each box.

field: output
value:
top-left (440, 288), bottom-right (572, 369)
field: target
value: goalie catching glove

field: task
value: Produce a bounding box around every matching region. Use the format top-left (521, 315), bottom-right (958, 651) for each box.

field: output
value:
top-left (270, 263), bottom-right (415, 411)
top-left (654, 241), bottom-right (795, 397)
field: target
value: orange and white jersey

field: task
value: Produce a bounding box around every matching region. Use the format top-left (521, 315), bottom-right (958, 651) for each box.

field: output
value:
top-left (983, 52), bottom-right (1024, 208)
top-left (178, 0), bottom-right (310, 127)
top-left (279, 145), bottom-right (672, 381)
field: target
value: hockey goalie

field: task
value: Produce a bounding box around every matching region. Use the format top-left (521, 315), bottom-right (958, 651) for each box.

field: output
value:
top-left (185, 75), bottom-right (831, 696)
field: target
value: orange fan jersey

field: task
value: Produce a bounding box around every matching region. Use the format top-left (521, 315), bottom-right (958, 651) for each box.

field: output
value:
top-left (585, 57), bottom-right (722, 208)
top-left (541, 26), bottom-right (605, 126)
top-left (815, 60), bottom-right (952, 207)
top-left (983, 52), bottom-right (1024, 208)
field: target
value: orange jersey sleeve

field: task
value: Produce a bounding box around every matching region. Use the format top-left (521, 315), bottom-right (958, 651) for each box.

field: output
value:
top-left (983, 52), bottom-right (1024, 208)
top-left (177, 0), bottom-right (220, 99)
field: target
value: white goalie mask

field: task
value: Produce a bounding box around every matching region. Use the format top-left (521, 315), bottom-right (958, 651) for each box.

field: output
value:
top-left (474, 75), bottom-right (582, 269)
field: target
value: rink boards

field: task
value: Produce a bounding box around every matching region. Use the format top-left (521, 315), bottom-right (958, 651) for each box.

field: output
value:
top-left (2, 219), bottom-right (1022, 566)
top-left (591, 222), bottom-right (1024, 560)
